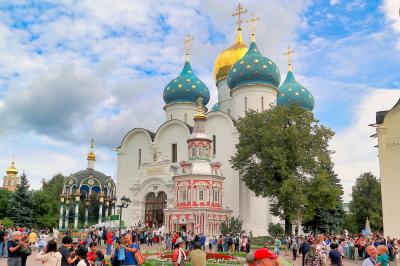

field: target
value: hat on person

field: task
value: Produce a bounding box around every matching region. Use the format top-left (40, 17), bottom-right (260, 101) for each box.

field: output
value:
top-left (254, 248), bottom-right (278, 260)
top-left (175, 237), bottom-right (184, 244)
top-left (246, 252), bottom-right (255, 263)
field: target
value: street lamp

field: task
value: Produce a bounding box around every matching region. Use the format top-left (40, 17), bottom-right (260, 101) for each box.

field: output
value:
top-left (116, 196), bottom-right (131, 234)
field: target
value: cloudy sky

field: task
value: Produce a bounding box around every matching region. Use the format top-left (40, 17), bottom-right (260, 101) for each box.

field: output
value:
top-left (0, 0), bottom-right (399, 201)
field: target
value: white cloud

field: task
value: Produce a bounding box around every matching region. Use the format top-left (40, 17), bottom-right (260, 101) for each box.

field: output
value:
top-left (331, 89), bottom-right (400, 201)
top-left (382, 0), bottom-right (400, 32)
top-left (330, 0), bottom-right (340, 6)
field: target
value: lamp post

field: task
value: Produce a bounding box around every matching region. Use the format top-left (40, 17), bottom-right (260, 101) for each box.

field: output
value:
top-left (116, 196), bottom-right (131, 234)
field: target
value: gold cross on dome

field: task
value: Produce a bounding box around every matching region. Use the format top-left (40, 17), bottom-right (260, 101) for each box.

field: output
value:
top-left (90, 138), bottom-right (95, 150)
top-left (232, 3), bottom-right (247, 30)
top-left (246, 13), bottom-right (260, 40)
top-left (284, 46), bottom-right (295, 71)
top-left (184, 34), bottom-right (194, 60)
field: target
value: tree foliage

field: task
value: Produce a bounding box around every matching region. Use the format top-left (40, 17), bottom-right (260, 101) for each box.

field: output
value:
top-left (348, 172), bottom-right (382, 232)
top-left (268, 223), bottom-right (284, 237)
top-left (33, 174), bottom-right (65, 228)
top-left (302, 165), bottom-right (344, 234)
top-left (8, 173), bottom-right (34, 227)
top-left (220, 217), bottom-right (244, 235)
top-left (231, 104), bottom-right (339, 234)
top-left (0, 189), bottom-right (12, 219)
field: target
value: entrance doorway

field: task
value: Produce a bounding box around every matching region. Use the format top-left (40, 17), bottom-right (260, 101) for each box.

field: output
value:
top-left (144, 191), bottom-right (167, 227)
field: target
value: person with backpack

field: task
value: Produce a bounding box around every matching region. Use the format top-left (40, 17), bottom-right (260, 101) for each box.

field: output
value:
top-left (300, 238), bottom-right (310, 266)
top-left (292, 239), bottom-right (299, 260)
top-left (123, 234), bottom-right (140, 266)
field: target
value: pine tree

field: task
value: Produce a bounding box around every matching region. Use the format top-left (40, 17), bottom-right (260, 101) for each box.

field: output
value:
top-left (8, 173), bottom-right (34, 227)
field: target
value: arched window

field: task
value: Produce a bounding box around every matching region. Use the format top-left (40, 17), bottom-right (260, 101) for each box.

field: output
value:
top-left (145, 192), bottom-right (167, 228)
top-left (204, 147), bottom-right (209, 157)
top-left (199, 147), bottom-right (204, 157)
top-left (261, 96), bottom-right (264, 111)
top-left (191, 147), bottom-right (196, 157)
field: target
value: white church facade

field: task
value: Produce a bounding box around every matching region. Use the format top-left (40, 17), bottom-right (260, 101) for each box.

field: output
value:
top-left (115, 7), bottom-right (315, 236)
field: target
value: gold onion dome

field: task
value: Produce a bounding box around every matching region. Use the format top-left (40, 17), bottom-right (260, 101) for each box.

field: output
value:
top-left (6, 161), bottom-right (18, 175)
top-left (87, 151), bottom-right (96, 161)
top-left (213, 29), bottom-right (248, 82)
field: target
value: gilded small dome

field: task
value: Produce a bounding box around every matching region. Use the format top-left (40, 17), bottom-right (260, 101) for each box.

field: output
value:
top-left (87, 151), bottom-right (96, 161)
top-left (6, 161), bottom-right (18, 175)
top-left (213, 29), bottom-right (248, 82)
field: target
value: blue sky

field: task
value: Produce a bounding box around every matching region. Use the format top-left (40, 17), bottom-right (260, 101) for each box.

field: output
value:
top-left (0, 0), bottom-right (399, 201)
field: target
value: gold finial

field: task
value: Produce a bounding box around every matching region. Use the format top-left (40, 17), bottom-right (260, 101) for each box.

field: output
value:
top-left (232, 3), bottom-right (247, 30)
top-left (184, 34), bottom-right (194, 62)
top-left (246, 13), bottom-right (260, 42)
top-left (87, 138), bottom-right (96, 161)
top-left (194, 97), bottom-right (206, 119)
top-left (284, 46), bottom-right (295, 71)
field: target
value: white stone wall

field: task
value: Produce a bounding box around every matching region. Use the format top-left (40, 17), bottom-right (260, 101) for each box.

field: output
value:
top-left (231, 84), bottom-right (278, 119)
top-left (205, 112), bottom-right (239, 216)
top-left (377, 103), bottom-right (400, 238)
top-left (164, 103), bottom-right (198, 126)
top-left (216, 79), bottom-right (233, 116)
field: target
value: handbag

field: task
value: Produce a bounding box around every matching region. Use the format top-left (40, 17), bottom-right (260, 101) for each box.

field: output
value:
top-left (135, 250), bottom-right (145, 265)
top-left (20, 245), bottom-right (32, 256)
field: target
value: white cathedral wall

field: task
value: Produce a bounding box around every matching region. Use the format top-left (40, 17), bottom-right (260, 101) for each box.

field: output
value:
top-left (116, 129), bottom-right (153, 226)
top-left (231, 84), bottom-right (278, 120)
top-left (378, 105), bottom-right (400, 238)
top-left (205, 113), bottom-right (239, 216)
top-left (216, 79), bottom-right (233, 116)
top-left (164, 103), bottom-right (198, 126)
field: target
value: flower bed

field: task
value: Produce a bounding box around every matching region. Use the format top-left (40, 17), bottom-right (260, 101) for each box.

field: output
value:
top-left (146, 251), bottom-right (245, 265)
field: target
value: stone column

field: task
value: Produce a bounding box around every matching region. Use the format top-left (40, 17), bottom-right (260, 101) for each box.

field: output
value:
top-left (59, 204), bottom-right (64, 229)
top-left (84, 199), bottom-right (90, 227)
top-left (104, 199), bottom-right (109, 218)
top-left (98, 192), bottom-right (104, 225)
top-left (64, 198), bottom-right (70, 229)
top-left (73, 190), bottom-right (80, 229)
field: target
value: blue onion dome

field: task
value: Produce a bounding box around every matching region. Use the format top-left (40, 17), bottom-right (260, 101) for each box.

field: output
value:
top-left (211, 103), bottom-right (219, 112)
top-left (277, 70), bottom-right (315, 111)
top-left (163, 60), bottom-right (210, 106)
top-left (227, 40), bottom-right (281, 90)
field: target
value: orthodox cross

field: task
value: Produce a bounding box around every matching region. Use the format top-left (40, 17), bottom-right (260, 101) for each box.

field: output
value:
top-left (90, 138), bottom-right (95, 150)
top-left (232, 3), bottom-right (247, 30)
top-left (284, 46), bottom-right (295, 71)
top-left (246, 13), bottom-right (260, 40)
top-left (184, 34), bottom-right (193, 61)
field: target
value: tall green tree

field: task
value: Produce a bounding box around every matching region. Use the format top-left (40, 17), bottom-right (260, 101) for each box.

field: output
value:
top-left (231, 104), bottom-right (337, 234)
top-left (33, 174), bottom-right (65, 228)
top-left (302, 165), bottom-right (344, 234)
top-left (0, 189), bottom-right (12, 219)
top-left (8, 173), bottom-right (34, 227)
top-left (349, 172), bottom-right (382, 232)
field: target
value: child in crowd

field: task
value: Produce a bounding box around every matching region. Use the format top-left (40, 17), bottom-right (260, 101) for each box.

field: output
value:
top-left (95, 250), bottom-right (105, 266)
top-left (377, 245), bottom-right (389, 266)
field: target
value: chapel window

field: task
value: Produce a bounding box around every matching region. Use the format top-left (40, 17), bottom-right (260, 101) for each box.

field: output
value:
top-left (213, 135), bottom-right (216, 156)
top-left (204, 147), bottom-right (209, 158)
top-left (172, 143), bottom-right (178, 163)
top-left (138, 148), bottom-right (142, 169)
top-left (191, 147), bottom-right (196, 157)
top-left (261, 96), bottom-right (264, 111)
top-left (180, 189), bottom-right (188, 202)
top-left (199, 190), bottom-right (204, 202)
top-left (199, 147), bottom-right (204, 157)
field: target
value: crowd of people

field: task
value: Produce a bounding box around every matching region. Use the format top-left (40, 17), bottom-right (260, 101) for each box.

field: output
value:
top-left (269, 233), bottom-right (400, 266)
top-left (3, 223), bottom-right (400, 266)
